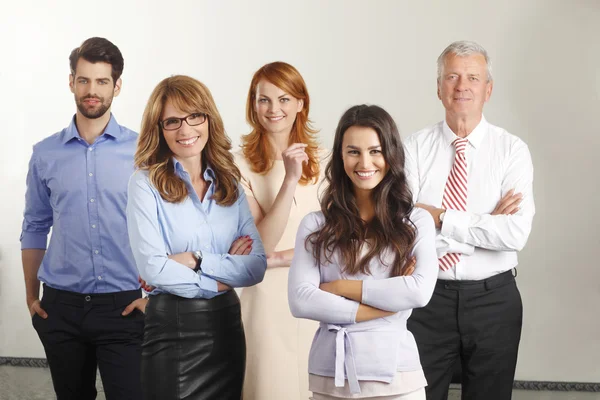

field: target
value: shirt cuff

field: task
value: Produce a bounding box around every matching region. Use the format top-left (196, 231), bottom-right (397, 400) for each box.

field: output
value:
top-left (20, 232), bottom-right (48, 250)
top-left (199, 274), bottom-right (218, 293)
top-left (200, 252), bottom-right (221, 278)
top-left (441, 209), bottom-right (470, 243)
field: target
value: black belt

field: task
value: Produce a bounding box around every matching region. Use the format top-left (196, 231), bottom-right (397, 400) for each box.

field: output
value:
top-left (42, 284), bottom-right (141, 308)
top-left (436, 269), bottom-right (516, 291)
top-left (149, 290), bottom-right (239, 313)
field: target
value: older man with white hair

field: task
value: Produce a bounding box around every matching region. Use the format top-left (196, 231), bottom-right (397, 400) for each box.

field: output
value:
top-left (405, 41), bottom-right (535, 400)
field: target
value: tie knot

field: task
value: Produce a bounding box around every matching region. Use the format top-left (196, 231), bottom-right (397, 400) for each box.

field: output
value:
top-left (453, 138), bottom-right (468, 154)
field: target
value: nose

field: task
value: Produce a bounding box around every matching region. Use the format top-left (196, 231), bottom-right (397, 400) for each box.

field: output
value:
top-left (358, 153), bottom-right (371, 168)
top-left (455, 76), bottom-right (467, 91)
top-left (267, 101), bottom-right (279, 113)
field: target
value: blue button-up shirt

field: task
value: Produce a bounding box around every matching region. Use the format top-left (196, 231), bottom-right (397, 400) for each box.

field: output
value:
top-left (20, 114), bottom-right (140, 293)
top-left (126, 159), bottom-right (267, 298)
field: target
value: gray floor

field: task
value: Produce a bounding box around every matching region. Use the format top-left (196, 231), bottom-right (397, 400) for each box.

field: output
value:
top-left (0, 366), bottom-right (599, 400)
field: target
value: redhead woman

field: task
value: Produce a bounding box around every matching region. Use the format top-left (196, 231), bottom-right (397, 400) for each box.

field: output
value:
top-left (235, 62), bottom-right (325, 400)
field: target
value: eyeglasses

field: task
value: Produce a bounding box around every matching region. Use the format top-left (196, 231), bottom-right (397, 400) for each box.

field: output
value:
top-left (159, 113), bottom-right (207, 131)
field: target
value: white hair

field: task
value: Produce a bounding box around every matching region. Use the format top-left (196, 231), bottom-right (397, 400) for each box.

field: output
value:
top-left (437, 41), bottom-right (493, 82)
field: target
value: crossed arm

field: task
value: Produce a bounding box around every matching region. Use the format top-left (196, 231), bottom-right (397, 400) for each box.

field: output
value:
top-left (288, 210), bottom-right (438, 324)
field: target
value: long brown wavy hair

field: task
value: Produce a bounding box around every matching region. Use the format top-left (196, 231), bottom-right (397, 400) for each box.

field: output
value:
top-left (241, 62), bottom-right (320, 185)
top-left (306, 105), bottom-right (416, 276)
top-left (135, 75), bottom-right (240, 206)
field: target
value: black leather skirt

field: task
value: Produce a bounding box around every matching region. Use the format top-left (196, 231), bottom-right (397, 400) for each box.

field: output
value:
top-left (141, 290), bottom-right (246, 400)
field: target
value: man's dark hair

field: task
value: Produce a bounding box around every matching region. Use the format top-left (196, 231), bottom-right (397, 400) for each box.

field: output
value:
top-left (69, 37), bottom-right (124, 85)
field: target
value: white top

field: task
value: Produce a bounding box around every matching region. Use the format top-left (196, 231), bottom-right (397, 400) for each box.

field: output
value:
top-left (404, 116), bottom-right (535, 281)
top-left (288, 208), bottom-right (438, 395)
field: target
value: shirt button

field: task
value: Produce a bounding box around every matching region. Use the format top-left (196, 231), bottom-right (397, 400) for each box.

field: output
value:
top-left (91, 224), bottom-right (96, 228)
top-left (94, 250), bottom-right (99, 254)
top-left (90, 198), bottom-right (95, 203)
top-left (88, 147), bottom-right (93, 152)
top-left (89, 173), bottom-right (93, 177)
top-left (98, 276), bottom-right (102, 280)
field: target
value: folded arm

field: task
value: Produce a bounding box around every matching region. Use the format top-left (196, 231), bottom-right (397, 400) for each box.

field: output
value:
top-left (441, 143), bottom-right (535, 251)
top-left (200, 189), bottom-right (267, 287)
top-left (126, 173), bottom-right (218, 298)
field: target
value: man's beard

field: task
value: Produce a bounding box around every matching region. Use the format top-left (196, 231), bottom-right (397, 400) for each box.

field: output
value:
top-left (76, 94), bottom-right (113, 119)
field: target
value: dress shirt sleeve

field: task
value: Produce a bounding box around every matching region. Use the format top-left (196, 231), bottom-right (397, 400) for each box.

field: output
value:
top-left (126, 172), bottom-right (218, 298)
top-left (199, 188), bottom-right (267, 287)
top-left (20, 150), bottom-right (53, 249)
top-left (361, 208), bottom-right (438, 312)
top-left (441, 141), bottom-right (535, 251)
top-left (288, 213), bottom-right (360, 324)
top-left (435, 234), bottom-right (475, 258)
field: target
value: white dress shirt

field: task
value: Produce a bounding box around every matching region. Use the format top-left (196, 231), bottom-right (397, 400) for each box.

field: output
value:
top-left (404, 116), bottom-right (535, 281)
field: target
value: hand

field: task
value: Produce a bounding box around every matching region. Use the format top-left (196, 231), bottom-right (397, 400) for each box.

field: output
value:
top-left (28, 299), bottom-right (48, 319)
top-left (122, 297), bottom-right (149, 316)
top-left (319, 281), bottom-right (338, 295)
top-left (401, 256), bottom-right (416, 276)
top-left (228, 236), bottom-right (253, 255)
top-left (282, 143), bottom-right (309, 185)
top-left (492, 189), bottom-right (522, 215)
top-left (138, 275), bottom-right (155, 292)
top-left (415, 203), bottom-right (444, 229)
top-left (169, 252), bottom-right (196, 269)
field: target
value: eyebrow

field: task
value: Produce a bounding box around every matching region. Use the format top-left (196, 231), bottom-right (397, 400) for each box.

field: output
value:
top-left (258, 93), bottom-right (290, 99)
top-left (76, 76), bottom-right (111, 82)
top-left (346, 145), bottom-right (382, 150)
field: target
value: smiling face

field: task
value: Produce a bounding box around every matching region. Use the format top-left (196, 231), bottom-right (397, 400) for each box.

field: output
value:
top-left (341, 125), bottom-right (389, 195)
top-left (254, 79), bottom-right (303, 137)
top-left (70, 58), bottom-right (120, 119)
top-left (437, 53), bottom-right (493, 121)
top-left (160, 99), bottom-right (209, 163)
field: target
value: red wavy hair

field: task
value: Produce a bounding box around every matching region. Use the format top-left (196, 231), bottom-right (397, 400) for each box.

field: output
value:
top-left (241, 62), bottom-right (319, 185)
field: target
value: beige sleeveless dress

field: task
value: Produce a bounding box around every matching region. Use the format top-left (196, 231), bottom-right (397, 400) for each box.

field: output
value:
top-left (235, 150), bottom-right (327, 400)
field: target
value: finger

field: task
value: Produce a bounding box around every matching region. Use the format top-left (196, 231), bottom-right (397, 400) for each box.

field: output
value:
top-left (35, 305), bottom-right (48, 319)
top-left (242, 246), bottom-right (252, 255)
top-left (498, 195), bottom-right (522, 214)
top-left (228, 237), bottom-right (247, 254)
top-left (234, 240), bottom-right (253, 255)
top-left (404, 266), bottom-right (415, 276)
top-left (408, 256), bottom-right (417, 268)
top-left (230, 236), bottom-right (252, 254)
top-left (285, 143), bottom-right (308, 152)
top-left (284, 150), bottom-right (309, 161)
top-left (122, 303), bottom-right (135, 316)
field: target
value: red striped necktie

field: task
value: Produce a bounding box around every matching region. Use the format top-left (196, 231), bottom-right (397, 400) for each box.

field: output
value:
top-left (438, 138), bottom-right (469, 271)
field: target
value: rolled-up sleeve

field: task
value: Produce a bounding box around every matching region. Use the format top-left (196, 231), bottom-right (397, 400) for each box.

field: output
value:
top-left (126, 172), bottom-right (218, 298)
top-left (201, 188), bottom-right (267, 287)
top-left (21, 150), bottom-right (52, 249)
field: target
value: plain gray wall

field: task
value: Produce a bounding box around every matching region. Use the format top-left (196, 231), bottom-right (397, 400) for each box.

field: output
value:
top-left (0, 0), bottom-right (598, 382)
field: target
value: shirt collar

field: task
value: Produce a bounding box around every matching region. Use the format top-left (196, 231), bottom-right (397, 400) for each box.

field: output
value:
top-left (442, 115), bottom-right (488, 149)
top-left (172, 157), bottom-right (216, 181)
top-left (62, 113), bottom-right (123, 144)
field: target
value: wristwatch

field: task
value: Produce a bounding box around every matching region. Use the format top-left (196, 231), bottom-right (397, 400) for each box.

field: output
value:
top-left (192, 250), bottom-right (203, 273)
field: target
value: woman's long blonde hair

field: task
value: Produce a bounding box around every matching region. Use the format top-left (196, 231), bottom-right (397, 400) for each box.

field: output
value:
top-left (241, 62), bottom-right (320, 185)
top-left (135, 75), bottom-right (240, 206)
